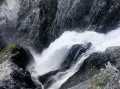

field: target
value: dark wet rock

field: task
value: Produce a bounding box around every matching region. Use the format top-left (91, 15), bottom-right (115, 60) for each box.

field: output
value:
top-left (10, 46), bottom-right (34, 68)
top-left (61, 43), bottom-right (92, 70)
top-left (38, 0), bottom-right (58, 44)
top-left (38, 70), bottom-right (59, 84)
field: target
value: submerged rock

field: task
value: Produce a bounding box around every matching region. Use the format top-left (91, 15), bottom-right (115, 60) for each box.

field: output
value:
top-left (61, 42), bottom-right (92, 70)
top-left (38, 70), bottom-right (59, 85)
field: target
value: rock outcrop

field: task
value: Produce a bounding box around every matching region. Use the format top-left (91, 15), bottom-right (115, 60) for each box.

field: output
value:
top-left (0, 45), bottom-right (33, 67)
top-left (61, 43), bottom-right (92, 70)
top-left (60, 46), bottom-right (120, 89)
top-left (67, 63), bottom-right (120, 89)
top-left (0, 45), bottom-right (38, 89)
top-left (0, 60), bottom-right (37, 89)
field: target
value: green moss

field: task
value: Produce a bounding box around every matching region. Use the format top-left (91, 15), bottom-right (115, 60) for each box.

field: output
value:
top-left (93, 73), bottom-right (107, 85)
top-left (0, 45), bottom-right (19, 55)
top-left (0, 44), bottom-right (20, 64)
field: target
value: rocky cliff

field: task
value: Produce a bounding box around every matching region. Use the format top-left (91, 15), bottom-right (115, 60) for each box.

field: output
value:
top-left (0, 0), bottom-right (120, 52)
top-left (0, 0), bottom-right (120, 89)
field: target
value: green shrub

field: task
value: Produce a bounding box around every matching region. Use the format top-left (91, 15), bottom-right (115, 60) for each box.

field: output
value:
top-left (93, 73), bottom-right (107, 84)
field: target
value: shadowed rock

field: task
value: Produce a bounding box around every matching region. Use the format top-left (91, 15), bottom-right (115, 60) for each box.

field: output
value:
top-left (61, 42), bottom-right (92, 70)
top-left (0, 35), bottom-right (6, 51)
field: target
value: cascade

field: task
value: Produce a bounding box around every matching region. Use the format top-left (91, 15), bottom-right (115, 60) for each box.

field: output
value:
top-left (29, 27), bottom-right (120, 89)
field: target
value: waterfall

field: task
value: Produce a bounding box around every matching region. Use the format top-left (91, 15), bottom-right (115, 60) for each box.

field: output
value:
top-left (29, 27), bottom-right (120, 89)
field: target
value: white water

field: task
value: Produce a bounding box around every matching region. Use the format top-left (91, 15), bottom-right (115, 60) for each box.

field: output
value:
top-left (29, 27), bottom-right (120, 89)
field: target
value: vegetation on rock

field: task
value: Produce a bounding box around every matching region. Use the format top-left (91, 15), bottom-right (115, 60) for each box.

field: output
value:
top-left (0, 45), bottom-right (19, 64)
top-left (0, 44), bottom-right (33, 68)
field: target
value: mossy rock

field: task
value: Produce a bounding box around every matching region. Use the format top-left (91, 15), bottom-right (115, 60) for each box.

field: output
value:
top-left (93, 73), bottom-right (107, 85)
top-left (0, 44), bottom-right (33, 68)
top-left (0, 45), bottom-right (20, 64)
top-left (0, 44), bottom-right (19, 55)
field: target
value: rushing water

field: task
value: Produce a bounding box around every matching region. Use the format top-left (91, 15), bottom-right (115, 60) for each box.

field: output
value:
top-left (29, 27), bottom-right (120, 89)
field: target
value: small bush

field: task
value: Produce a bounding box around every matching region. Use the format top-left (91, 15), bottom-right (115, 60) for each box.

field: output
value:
top-left (93, 73), bottom-right (107, 84)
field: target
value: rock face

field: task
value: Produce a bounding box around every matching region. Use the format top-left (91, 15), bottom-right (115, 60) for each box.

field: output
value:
top-left (0, 45), bottom-right (33, 68)
top-left (0, 45), bottom-right (38, 89)
top-left (0, 60), bottom-right (37, 89)
top-left (60, 46), bottom-right (120, 89)
top-left (68, 63), bottom-right (120, 89)
top-left (0, 0), bottom-right (21, 45)
top-left (0, 0), bottom-right (120, 52)
top-left (61, 43), bottom-right (91, 70)
top-left (105, 47), bottom-right (120, 70)
top-left (10, 45), bottom-right (34, 68)
top-left (82, 46), bottom-right (120, 71)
